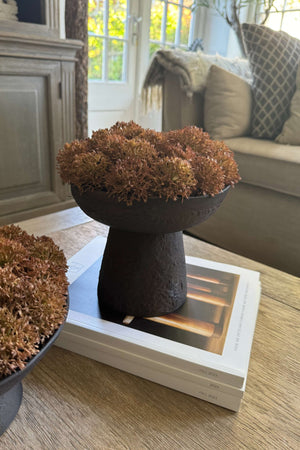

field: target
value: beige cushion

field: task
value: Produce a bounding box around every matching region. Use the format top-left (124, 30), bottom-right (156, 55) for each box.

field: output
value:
top-left (204, 65), bottom-right (252, 140)
top-left (276, 64), bottom-right (300, 145)
top-left (224, 137), bottom-right (300, 197)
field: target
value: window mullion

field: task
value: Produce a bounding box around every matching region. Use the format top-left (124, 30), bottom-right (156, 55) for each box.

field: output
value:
top-left (104, 0), bottom-right (109, 81)
top-left (161, 0), bottom-right (168, 45)
top-left (188, 6), bottom-right (196, 46)
top-left (280, 0), bottom-right (288, 29)
top-left (122, 0), bottom-right (130, 81)
top-left (282, 0), bottom-right (288, 12)
top-left (89, 32), bottom-right (125, 41)
top-left (175, 2), bottom-right (183, 47)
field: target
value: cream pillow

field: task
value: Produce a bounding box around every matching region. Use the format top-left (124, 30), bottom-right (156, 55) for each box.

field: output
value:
top-left (204, 65), bottom-right (252, 140)
top-left (276, 64), bottom-right (300, 145)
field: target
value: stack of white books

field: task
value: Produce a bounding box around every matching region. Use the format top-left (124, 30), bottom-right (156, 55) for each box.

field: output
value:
top-left (56, 236), bottom-right (261, 411)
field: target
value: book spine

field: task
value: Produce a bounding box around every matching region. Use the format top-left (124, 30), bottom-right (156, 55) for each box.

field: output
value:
top-left (62, 312), bottom-right (245, 388)
top-left (56, 326), bottom-right (243, 410)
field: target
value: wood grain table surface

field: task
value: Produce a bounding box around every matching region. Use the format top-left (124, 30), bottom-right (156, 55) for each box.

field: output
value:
top-left (1, 217), bottom-right (299, 449)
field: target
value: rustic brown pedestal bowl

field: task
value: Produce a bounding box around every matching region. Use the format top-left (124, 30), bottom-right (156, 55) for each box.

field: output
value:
top-left (71, 185), bottom-right (230, 317)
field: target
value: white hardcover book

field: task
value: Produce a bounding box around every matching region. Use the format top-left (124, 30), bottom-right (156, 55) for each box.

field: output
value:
top-left (59, 321), bottom-right (246, 397)
top-left (56, 236), bottom-right (261, 409)
top-left (58, 322), bottom-right (245, 411)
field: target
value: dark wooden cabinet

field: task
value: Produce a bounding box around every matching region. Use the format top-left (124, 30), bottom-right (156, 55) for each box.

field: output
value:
top-left (0, 1), bottom-right (82, 224)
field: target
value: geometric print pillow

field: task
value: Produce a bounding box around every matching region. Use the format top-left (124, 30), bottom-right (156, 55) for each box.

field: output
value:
top-left (241, 23), bottom-right (300, 139)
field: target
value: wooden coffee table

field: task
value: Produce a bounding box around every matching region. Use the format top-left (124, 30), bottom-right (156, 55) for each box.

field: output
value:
top-left (2, 213), bottom-right (299, 448)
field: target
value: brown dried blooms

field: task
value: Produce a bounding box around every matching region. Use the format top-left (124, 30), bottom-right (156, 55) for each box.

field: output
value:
top-left (0, 225), bottom-right (68, 379)
top-left (57, 121), bottom-right (241, 205)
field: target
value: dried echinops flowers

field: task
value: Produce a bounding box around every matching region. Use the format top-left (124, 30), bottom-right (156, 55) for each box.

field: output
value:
top-left (0, 225), bottom-right (68, 379)
top-left (57, 121), bottom-right (241, 206)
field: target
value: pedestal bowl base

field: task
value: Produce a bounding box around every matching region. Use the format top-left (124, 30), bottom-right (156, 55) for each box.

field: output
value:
top-left (0, 382), bottom-right (22, 436)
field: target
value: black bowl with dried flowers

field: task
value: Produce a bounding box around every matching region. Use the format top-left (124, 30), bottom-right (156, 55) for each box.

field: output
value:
top-left (0, 225), bottom-right (68, 435)
top-left (57, 121), bottom-right (240, 317)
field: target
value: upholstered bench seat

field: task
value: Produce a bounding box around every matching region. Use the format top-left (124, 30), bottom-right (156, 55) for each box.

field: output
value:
top-left (224, 137), bottom-right (300, 198)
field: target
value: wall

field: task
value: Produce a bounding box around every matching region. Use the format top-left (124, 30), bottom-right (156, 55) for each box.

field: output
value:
top-left (59, 0), bottom-right (65, 39)
top-left (202, 9), bottom-right (230, 56)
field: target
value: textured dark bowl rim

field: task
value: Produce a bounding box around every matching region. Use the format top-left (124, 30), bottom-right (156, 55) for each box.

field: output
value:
top-left (71, 184), bottom-right (231, 204)
top-left (71, 184), bottom-right (231, 234)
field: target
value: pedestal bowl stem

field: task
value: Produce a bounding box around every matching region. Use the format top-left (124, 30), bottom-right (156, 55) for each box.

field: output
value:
top-left (0, 382), bottom-right (22, 436)
top-left (98, 228), bottom-right (187, 317)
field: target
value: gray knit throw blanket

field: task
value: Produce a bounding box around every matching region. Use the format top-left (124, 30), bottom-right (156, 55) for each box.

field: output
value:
top-left (142, 48), bottom-right (252, 111)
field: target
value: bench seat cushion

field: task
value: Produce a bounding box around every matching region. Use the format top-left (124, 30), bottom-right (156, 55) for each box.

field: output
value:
top-left (224, 137), bottom-right (300, 198)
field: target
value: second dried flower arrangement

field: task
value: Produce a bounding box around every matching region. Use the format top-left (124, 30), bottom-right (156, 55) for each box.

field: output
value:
top-left (0, 225), bottom-right (68, 379)
top-left (57, 121), bottom-right (240, 205)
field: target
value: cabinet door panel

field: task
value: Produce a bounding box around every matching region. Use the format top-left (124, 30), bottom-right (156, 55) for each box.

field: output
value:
top-left (0, 58), bottom-right (64, 220)
top-left (0, 76), bottom-right (50, 195)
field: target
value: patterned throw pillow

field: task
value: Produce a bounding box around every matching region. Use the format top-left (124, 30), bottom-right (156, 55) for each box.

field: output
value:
top-left (276, 63), bottom-right (300, 145)
top-left (242, 23), bottom-right (300, 139)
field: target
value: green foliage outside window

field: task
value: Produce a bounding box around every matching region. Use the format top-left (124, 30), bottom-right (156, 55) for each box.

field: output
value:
top-left (88, 0), bottom-right (196, 80)
top-left (149, 0), bottom-right (194, 59)
top-left (88, 0), bottom-right (127, 81)
top-left (149, 0), bottom-right (163, 42)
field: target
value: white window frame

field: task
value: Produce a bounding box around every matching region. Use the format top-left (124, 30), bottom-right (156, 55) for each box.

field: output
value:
top-left (88, 0), bottom-right (130, 82)
top-left (149, 0), bottom-right (200, 55)
top-left (259, 0), bottom-right (300, 38)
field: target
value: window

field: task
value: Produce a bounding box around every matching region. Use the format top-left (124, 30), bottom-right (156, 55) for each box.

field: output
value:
top-left (149, 0), bottom-right (196, 58)
top-left (88, 0), bottom-right (129, 81)
top-left (263, 0), bottom-right (300, 39)
top-left (88, 1), bottom-right (200, 81)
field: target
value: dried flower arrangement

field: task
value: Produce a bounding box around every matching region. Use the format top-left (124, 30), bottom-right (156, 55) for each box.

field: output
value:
top-left (0, 225), bottom-right (68, 379)
top-left (57, 121), bottom-right (240, 206)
